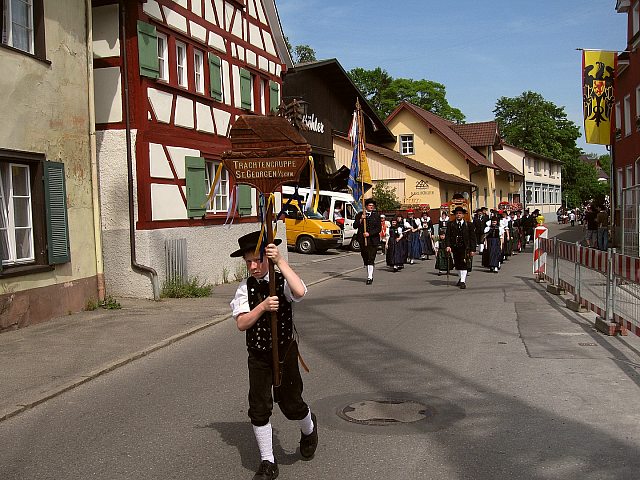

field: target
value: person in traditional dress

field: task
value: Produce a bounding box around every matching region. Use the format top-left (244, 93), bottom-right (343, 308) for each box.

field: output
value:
top-left (482, 216), bottom-right (503, 273)
top-left (379, 214), bottom-right (390, 254)
top-left (386, 217), bottom-right (405, 272)
top-left (434, 230), bottom-right (452, 275)
top-left (445, 206), bottom-right (477, 289)
top-left (404, 209), bottom-right (422, 264)
top-left (395, 214), bottom-right (408, 268)
top-left (420, 211), bottom-right (435, 260)
top-left (354, 198), bottom-right (382, 285)
top-left (229, 231), bottom-right (317, 480)
top-left (439, 209), bottom-right (450, 233)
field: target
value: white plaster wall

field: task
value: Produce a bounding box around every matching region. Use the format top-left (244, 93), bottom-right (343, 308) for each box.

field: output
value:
top-left (163, 6), bottom-right (188, 34)
top-left (151, 184), bottom-right (187, 220)
top-left (92, 4), bottom-right (120, 58)
top-left (174, 95), bottom-right (195, 129)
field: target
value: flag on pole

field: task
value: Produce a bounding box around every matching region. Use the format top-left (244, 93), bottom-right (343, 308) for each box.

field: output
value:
top-left (582, 50), bottom-right (616, 145)
top-left (347, 101), bottom-right (372, 203)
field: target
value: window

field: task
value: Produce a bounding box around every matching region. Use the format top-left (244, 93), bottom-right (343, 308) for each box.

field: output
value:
top-left (2, 0), bottom-right (34, 54)
top-left (626, 165), bottom-right (633, 188)
top-left (260, 79), bottom-right (266, 115)
top-left (1, 163), bottom-right (34, 264)
top-left (534, 185), bottom-right (540, 204)
top-left (0, 149), bottom-right (70, 272)
top-left (534, 159), bottom-right (541, 175)
top-left (176, 41), bottom-right (187, 88)
top-left (617, 168), bottom-right (623, 205)
top-left (194, 49), bottom-right (204, 93)
top-left (636, 85), bottom-right (640, 131)
top-left (157, 32), bottom-right (168, 81)
top-left (624, 95), bottom-right (632, 136)
top-left (615, 101), bottom-right (622, 137)
top-left (399, 135), bottom-right (414, 155)
top-left (634, 1), bottom-right (640, 36)
top-left (542, 186), bottom-right (548, 204)
top-left (636, 159), bottom-right (640, 186)
top-left (204, 161), bottom-right (229, 213)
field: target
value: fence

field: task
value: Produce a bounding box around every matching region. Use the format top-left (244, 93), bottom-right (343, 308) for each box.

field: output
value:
top-left (537, 237), bottom-right (640, 336)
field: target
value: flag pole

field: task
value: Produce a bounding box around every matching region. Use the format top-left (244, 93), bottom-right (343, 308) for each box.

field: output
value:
top-left (357, 99), bottom-right (368, 247)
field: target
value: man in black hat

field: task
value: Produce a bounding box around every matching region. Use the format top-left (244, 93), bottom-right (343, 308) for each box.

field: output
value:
top-left (354, 198), bottom-right (382, 284)
top-left (229, 231), bottom-right (318, 479)
top-left (445, 206), bottom-right (477, 289)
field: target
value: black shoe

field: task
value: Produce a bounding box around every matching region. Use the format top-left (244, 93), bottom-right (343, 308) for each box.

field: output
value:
top-left (366, 278), bottom-right (373, 285)
top-left (300, 413), bottom-right (318, 459)
top-left (253, 460), bottom-right (279, 480)
top-left (459, 282), bottom-right (466, 289)
top-left (456, 279), bottom-right (461, 286)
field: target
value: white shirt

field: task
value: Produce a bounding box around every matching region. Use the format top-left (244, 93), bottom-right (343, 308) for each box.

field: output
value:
top-left (404, 217), bottom-right (422, 230)
top-left (230, 273), bottom-right (307, 319)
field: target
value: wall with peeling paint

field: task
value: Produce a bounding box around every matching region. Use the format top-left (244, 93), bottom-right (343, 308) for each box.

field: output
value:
top-left (0, 0), bottom-right (99, 327)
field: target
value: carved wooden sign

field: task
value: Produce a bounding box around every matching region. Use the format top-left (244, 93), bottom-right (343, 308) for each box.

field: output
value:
top-left (222, 115), bottom-right (311, 193)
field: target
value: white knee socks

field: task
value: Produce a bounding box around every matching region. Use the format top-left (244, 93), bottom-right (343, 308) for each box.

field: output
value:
top-left (367, 265), bottom-right (374, 279)
top-left (460, 270), bottom-right (468, 283)
top-left (298, 409), bottom-right (314, 436)
top-left (253, 423), bottom-right (274, 463)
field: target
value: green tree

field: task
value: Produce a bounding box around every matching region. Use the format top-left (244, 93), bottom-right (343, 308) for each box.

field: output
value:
top-left (348, 67), bottom-right (465, 123)
top-left (283, 37), bottom-right (317, 64)
top-left (493, 91), bottom-right (582, 163)
top-left (372, 180), bottom-right (401, 212)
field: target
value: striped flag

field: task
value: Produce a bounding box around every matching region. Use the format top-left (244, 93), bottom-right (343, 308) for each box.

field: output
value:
top-left (347, 102), bottom-right (372, 203)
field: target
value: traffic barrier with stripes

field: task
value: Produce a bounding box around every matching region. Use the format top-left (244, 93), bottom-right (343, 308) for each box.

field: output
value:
top-left (535, 239), bottom-right (640, 337)
top-left (533, 226), bottom-right (548, 277)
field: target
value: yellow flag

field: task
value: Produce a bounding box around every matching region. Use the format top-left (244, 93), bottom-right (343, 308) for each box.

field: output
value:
top-left (582, 50), bottom-right (616, 145)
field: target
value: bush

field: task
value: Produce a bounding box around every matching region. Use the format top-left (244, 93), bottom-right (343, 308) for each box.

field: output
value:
top-left (161, 277), bottom-right (213, 298)
top-left (86, 296), bottom-right (121, 311)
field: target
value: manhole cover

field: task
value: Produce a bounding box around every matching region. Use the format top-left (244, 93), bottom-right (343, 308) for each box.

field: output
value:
top-left (338, 399), bottom-right (434, 426)
top-left (578, 342), bottom-right (598, 346)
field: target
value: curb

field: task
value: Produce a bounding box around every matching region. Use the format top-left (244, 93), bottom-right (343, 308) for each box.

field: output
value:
top-left (0, 259), bottom-right (381, 423)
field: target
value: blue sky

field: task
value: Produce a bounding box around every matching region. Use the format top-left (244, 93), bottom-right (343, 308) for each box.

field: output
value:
top-left (277, 0), bottom-right (627, 156)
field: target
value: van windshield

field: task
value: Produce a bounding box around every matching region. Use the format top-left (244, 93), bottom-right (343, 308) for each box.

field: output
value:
top-left (305, 209), bottom-right (325, 220)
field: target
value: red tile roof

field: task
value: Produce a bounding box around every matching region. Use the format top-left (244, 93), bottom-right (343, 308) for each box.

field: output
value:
top-left (386, 102), bottom-right (496, 169)
top-left (493, 152), bottom-right (524, 176)
top-left (365, 143), bottom-right (475, 187)
top-left (449, 122), bottom-right (500, 148)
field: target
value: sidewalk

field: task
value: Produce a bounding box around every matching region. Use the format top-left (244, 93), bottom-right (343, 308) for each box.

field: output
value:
top-left (0, 251), bottom-right (367, 422)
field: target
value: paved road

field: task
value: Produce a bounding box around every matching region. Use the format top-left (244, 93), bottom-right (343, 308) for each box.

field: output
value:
top-left (2, 238), bottom-right (639, 480)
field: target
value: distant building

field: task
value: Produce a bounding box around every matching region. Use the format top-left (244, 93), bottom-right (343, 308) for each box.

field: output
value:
top-left (0, 0), bottom-right (101, 329)
top-left (91, 0), bottom-right (292, 298)
top-left (614, 0), bottom-right (640, 255)
top-left (499, 144), bottom-right (562, 215)
top-left (578, 155), bottom-right (609, 183)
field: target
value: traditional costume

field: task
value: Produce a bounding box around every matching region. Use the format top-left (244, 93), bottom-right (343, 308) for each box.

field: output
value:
top-left (444, 207), bottom-right (477, 289)
top-left (355, 198), bottom-right (382, 284)
top-left (420, 213), bottom-right (436, 259)
top-left (482, 219), bottom-right (502, 272)
top-left (386, 220), bottom-right (405, 272)
top-left (404, 210), bottom-right (422, 264)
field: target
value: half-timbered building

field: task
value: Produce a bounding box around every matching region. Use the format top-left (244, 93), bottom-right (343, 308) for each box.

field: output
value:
top-left (91, 0), bottom-right (292, 298)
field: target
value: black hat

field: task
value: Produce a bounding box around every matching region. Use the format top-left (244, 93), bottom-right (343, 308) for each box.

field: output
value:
top-left (453, 206), bottom-right (466, 214)
top-left (230, 230), bottom-right (282, 258)
top-left (364, 198), bottom-right (376, 206)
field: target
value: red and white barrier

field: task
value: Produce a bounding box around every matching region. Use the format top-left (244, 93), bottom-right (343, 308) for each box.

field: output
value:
top-left (533, 226), bottom-right (548, 275)
top-left (580, 247), bottom-right (608, 273)
top-left (557, 241), bottom-right (576, 262)
top-left (613, 254), bottom-right (640, 283)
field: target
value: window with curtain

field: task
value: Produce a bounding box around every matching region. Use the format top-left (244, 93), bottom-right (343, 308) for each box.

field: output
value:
top-left (205, 161), bottom-right (229, 213)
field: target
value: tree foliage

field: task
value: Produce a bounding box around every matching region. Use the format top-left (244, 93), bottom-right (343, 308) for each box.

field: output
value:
top-left (284, 37), bottom-right (317, 64)
top-left (348, 67), bottom-right (465, 123)
top-left (493, 91), bottom-right (582, 163)
top-left (372, 180), bottom-right (401, 212)
top-left (562, 158), bottom-right (609, 208)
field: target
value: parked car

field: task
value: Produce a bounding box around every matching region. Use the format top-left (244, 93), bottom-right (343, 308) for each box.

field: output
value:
top-left (281, 187), bottom-right (362, 250)
top-left (279, 202), bottom-right (342, 254)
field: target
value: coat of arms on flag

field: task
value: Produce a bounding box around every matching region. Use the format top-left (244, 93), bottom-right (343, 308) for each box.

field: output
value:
top-left (582, 50), bottom-right (616, 145)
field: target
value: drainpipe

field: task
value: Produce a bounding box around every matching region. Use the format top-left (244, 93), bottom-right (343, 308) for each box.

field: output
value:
top-left (86, 0), bottom-right (105, 301)
top-left (120, 0), bottom-right (160, 300)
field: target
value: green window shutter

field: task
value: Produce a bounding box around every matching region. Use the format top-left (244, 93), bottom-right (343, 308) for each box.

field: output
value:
top-left (239, 68), bottom-right (252, 110)
top-left (208, 53), bottom-right (223, 101)
top-left (137, 20), bottom-right (159, 79)
top-left (269, 81), bottom-right (280, 113)
top-left (185, 156), bottom-right (207, 218)
top-left (237, 185), bottom-right (253, 216)
top-left (43, 161), bottom-right (70, 265)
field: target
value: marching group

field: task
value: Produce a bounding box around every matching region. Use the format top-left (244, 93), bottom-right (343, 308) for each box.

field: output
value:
top-left (354, 199), bottom-right (545, 288)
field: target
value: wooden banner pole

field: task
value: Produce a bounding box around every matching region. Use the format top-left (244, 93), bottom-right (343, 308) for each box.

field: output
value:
top-left (265, 204), bottom-right (281, 387)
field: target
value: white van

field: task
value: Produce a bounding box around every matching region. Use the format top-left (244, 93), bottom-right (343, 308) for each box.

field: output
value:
top-left (281, 186), bottom-right (363, 250)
